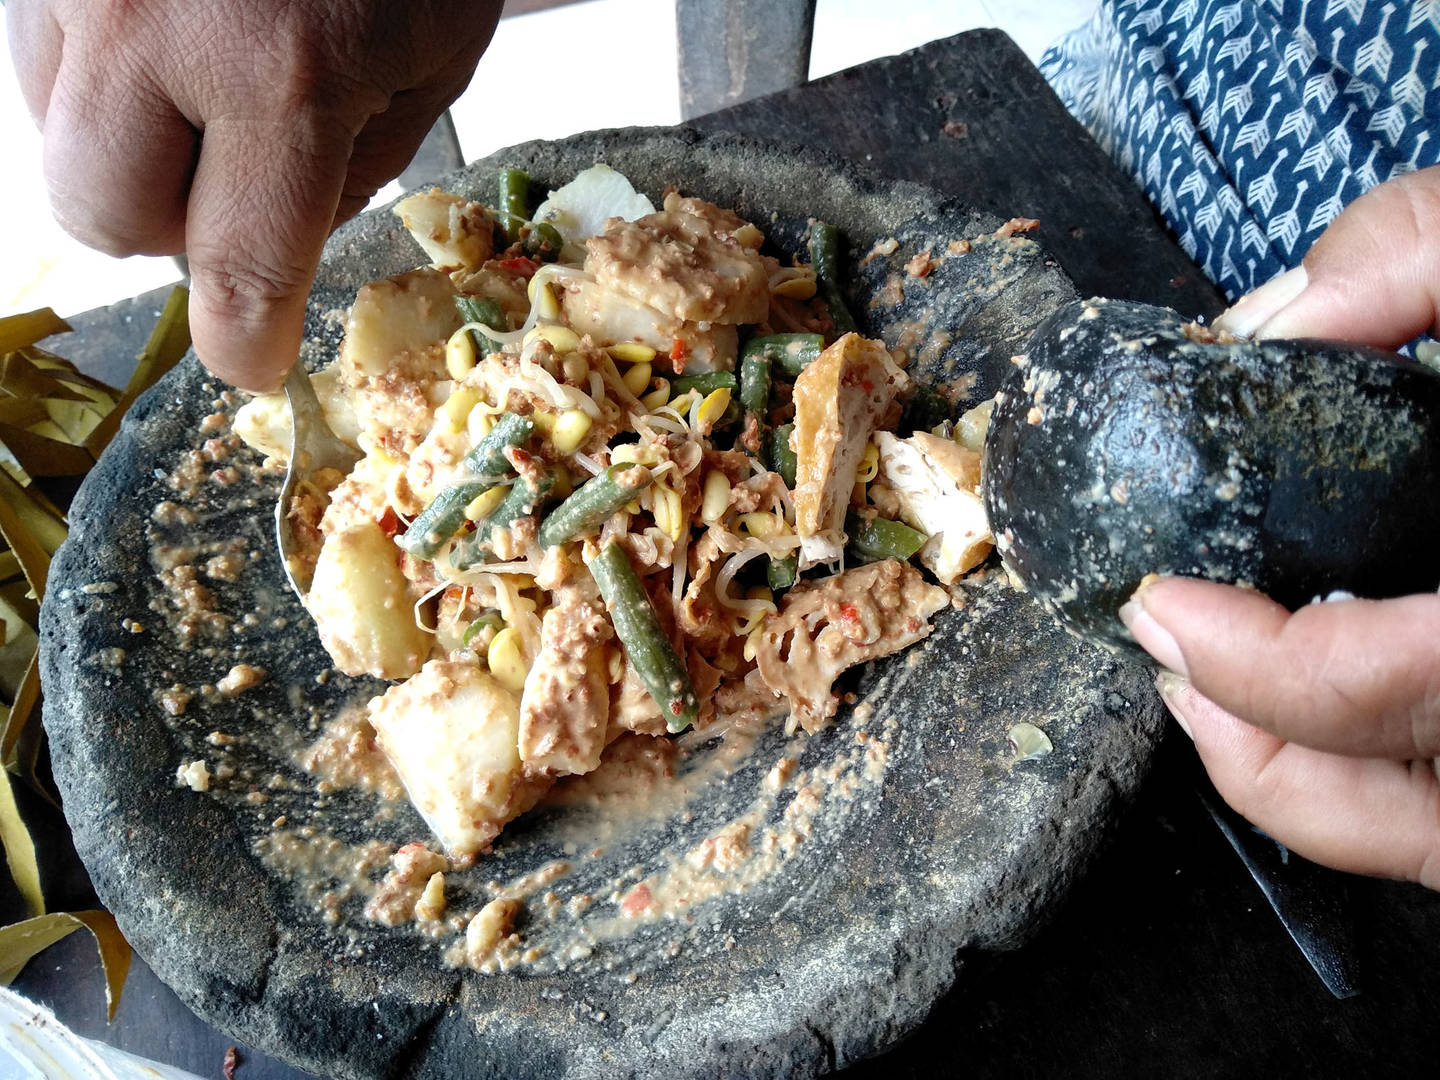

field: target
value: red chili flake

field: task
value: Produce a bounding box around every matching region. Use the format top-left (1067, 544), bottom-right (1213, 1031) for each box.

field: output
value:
top-left (223, 1046), bottom-right (239, 1080)
top-left (377, 507), bottom-right (402, 537)
top-left (496, 256), bottom-right (539, 278)
top-left (838, 602), bottom-right (861, 624)
top-left (669, 339), bottom-right (688, 363)
top-left (622, 882), bottom-right (654, 916)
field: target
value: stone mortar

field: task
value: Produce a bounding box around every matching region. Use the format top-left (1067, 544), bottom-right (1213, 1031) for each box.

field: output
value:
top-left (41, 127), bottom-right (1165, 1078)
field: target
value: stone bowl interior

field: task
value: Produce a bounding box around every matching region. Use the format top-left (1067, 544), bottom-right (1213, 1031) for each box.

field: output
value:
top-left (40, 127), bottom-right (1165, 1080)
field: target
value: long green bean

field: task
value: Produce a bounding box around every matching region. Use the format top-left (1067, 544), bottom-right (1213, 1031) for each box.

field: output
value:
top-left (589, 541), bottom-right (698, 732)
top-left (846, 511), bottom-right (928, 563)
top-left (523, 222), bottom-right (563, 262)
top-left (766, 554), bottom-right (798, 591)
top-left (461, 611), bottom-right (504, 647)
top-left (766, 423), bottom-right (797, 488)
top-left (459, 413), bottom-right (534, 476)
top-left (668, 371), bottom-right (737, 397)
top-left (396, 414), bottom-right (535, 559)
top-left (454, 295), bottom-right (507, 356)
top-left (498, 168), bottom-right (529, 245)
top-left (537, 463), bottom-right (653, 548)
top-left (397, 479), bottom-right (499, 559)
top-left (742, 333), bottom-right (824, 378)
top-left (739, 349), bottom-right (772, 421)
top-left (450, 468), bottom-right (556, 569)
top-left (809, 222), bottom-right (857, 336)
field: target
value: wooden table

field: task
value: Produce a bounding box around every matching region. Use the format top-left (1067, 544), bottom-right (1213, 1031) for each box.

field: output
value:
top-left (12, 29), bottom-right (1440, 1078)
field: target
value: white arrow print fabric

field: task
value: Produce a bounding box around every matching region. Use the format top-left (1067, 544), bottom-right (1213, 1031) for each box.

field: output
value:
top-left (1041, 0), bottom-right (1440, 300)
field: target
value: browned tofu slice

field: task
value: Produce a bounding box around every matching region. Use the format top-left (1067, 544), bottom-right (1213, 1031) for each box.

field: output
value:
top-left (755, 559), bottom-right (947, 733)
top-left (875, 430), bottom-right (993, 584)
top-left (791, 333), bottom-right (908, 565)
top-left (585, 194), bottom-right (769, 326)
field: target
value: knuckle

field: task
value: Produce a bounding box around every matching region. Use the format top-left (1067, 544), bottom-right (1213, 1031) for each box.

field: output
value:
top-left (189, 251), bottom-right (308, 322)
top-left (48, 188), bottom-right (159, 257)
top-left (1410, 666), bottom-right (1440, 757)
top-left (1393, 169), bottom-right (1440, 232)
top-left (1412, 766), bottom-right (1440, 889)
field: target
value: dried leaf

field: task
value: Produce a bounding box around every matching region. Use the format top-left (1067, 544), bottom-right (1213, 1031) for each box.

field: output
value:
top-left (0, 609), bottom-right (38, 705)
top-left (0, 310), bottom-right (70, 354)
top-left (41, 396), bottom-right (109, 445)
top-left (0, 443), bottom-right (27, 489)
top-left (0, 469), bottom-right (67, 596)
top-left (0, 766), bottom-right (42, 917)
top-left (0, 583), bottom-right (38, 626)
top-left (0, 397), bottom-right (55, 430)
top-left (0, 910), bottom-right (131, 1020)
top-left (85, 286), bottom-right (190, 457)
top-left (0, 426), bottom-right (96, 479)
top-left (0, 351), bottom-right (98, 406)
top-left (24, 346), bottom-right (119, 400)
top-left (1, 651), bottom-right (39, 775)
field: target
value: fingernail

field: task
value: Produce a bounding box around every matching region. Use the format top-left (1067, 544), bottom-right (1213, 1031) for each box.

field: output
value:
top-left (1212, 266), bottom-right (1308, 339)
top-left (1154, 670), bottom-right (1193, 739)
top-left (1118, 588), bottom-right (1189, 676)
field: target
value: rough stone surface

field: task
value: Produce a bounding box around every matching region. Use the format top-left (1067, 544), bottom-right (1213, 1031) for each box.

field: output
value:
top-left (40, 128), bottom-right (1165, 1079)
top-left (984, 297), bottom-right (1440, 654)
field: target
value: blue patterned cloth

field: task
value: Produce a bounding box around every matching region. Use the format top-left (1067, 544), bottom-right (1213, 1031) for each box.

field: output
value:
top-left (1041, 0), bottom-right (1440, 300)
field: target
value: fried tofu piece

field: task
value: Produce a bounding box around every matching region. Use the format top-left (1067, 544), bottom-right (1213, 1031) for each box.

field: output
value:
top-left (755, 559), bottom-right (947, 733)
top-left (875, 430), bottom-right (992, 584)
top-left (585, 194), bottom-right (769, 326)
top-left (791, 333), bottom-right (908, 565)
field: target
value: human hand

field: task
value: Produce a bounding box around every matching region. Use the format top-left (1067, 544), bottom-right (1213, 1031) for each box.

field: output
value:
top-left (8, 0), bottom-right (502, 391)
top-left (1122, 165), bottom-right (1440, 888)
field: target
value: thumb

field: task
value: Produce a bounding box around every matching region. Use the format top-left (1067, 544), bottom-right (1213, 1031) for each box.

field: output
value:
top-left (185, 111), bottom-right (352, 391)
top-left (1212, 165), bottom-right (1440, 349)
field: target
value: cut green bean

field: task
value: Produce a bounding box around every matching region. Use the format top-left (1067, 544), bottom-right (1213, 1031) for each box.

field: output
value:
top-left (498, 168), bottom-right (529, 244)
top-left (461, 611), bottom-right (504, 647)
top-left (397, 479), bottom-right (500, 559)
top-left (523, 221), bottom-right (563, 262)
top-left (902, 385), bottom-right (952, 433)
top-left (451, 469), bottom-right (556, 569)
top-left (766, 554), bottom-right (798, 591)
top-left (739, 350), bottom-right (772, 416)
top-left (766, 423), bottom-right (797, 488)
top-left (589, 541), bottom-right (698, 732)
top-left (846, 511), bottom-right (928, 563)
top-left (537, 463), bottom-right (654, 548)
top-left (459, 412), bottom-right (534, 476)
top-left (809, 222), bottom-right (857, 336)
top-left (743, 333), bottom-right (825, 378)
top-left (454, 295), bottom-right (508, 356)
top-left (668, 371), bottom-right (737, 397)
top-left (397, 414), bottom-right (535, 559)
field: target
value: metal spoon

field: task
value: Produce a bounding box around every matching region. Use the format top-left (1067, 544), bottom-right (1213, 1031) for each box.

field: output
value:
top-left (275, 364), bottom-right (361, 600)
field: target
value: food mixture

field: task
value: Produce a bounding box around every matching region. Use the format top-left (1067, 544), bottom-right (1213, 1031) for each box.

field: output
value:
top-left (233, 165), bottom-right (995, 879)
